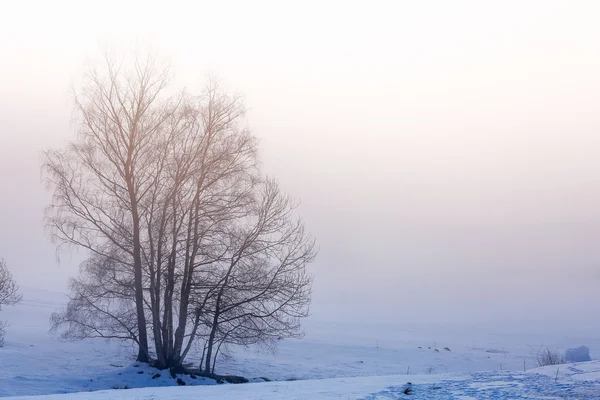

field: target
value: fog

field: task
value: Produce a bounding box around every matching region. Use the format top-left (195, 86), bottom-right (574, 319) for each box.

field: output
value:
top-left (1, 0), bottom-right (600, 333)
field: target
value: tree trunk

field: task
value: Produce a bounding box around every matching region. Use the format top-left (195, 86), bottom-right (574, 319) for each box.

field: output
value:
top-left (127, 162), bottom-right (149, 363)
top-left (212, 337), bottom-right (226, 375)
top-left (171, 300), bottom-right (188, 367)
top-left (132, 209), bottom-right (149, 362)
top-left (198, 342), bottom-right (207, 374)
top-left (151, 273), bottom-right (166, 367)
top-left (172, 183), bottom-right (202, 367)
top-left (205, 315), bottom-right (218, 374)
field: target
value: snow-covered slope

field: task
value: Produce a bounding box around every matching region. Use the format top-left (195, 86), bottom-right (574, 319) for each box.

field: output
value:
top-left (4, 365), bottom-right (600, 400)
top-left (1, 287), bottom-right (600, 398)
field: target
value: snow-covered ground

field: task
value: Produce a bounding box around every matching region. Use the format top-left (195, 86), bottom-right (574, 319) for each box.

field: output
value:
top-left (1, 287), bottom-right (599, 399)
top-left (4, 366), bottom-right (600, 399)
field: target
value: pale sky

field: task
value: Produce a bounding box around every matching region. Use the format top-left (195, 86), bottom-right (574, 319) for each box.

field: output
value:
top-left (1, 0), bottom-right (600, 333)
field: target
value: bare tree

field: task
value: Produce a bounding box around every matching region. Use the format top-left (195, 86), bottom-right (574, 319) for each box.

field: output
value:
top-left (47, 52), bottom-right (316, 372)
top-left (0, 259), bottom-right (22, 347)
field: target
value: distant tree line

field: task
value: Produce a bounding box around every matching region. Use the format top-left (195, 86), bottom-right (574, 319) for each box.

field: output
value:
top-left (45, 52), bottom-right (316, 374)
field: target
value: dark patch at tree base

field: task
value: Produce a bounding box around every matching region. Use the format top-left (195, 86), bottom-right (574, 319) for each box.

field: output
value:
top-left (134, 362), bottom-right (255, 385)
top-left (185, 369), bottom-right (249, 384)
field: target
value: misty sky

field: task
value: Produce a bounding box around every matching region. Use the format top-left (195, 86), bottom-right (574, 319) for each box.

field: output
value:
top-left (1, 0), bottom-right (600, 332)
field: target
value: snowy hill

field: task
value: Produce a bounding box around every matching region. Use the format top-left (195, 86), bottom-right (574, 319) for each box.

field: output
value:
top-left (1, 287), bottom-right (599, 398)
top-left (4, 364), bottom-right (600, 399)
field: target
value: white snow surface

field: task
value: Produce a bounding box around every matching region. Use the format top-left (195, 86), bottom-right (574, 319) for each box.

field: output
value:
top-left (1, 287), bottom-right (599, 399)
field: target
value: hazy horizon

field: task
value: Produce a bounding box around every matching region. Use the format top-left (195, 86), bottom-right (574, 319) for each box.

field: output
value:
top-left (2, 0), bottom-right (600, 332)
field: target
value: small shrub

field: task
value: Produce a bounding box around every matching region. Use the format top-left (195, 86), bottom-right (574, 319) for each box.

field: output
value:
top-left (535, 347), bottom-right (566, 367)
top-left (176, 378), bottom-right (186, 386)
top-left (152, 373), bottom-right (161, 379)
